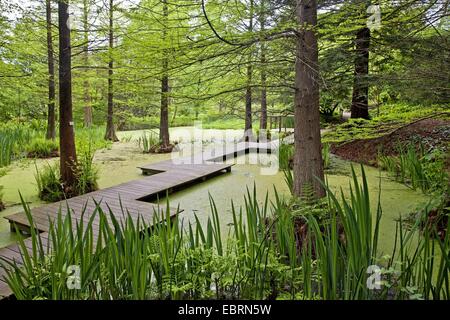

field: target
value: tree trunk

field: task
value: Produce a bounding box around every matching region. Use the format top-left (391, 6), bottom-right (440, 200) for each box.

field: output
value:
top-left (159, 0), bottom-right (170, 147)
top-left (244, 64), bottom-right (253, 140)
top-left (45, 0), bottom-right (56, 140)
top-left (105, 0), bottom-right (118, 141)
top-left (244, 0), bottom-right (254, 141)
top-left (160, 66), bottom-right (170, 147)
top-left (350, 27), bottom-right (371, 119)
top-left (293, 0), bottom-right (325, 199)
top-left (259, 0), bottom-right (267, 131)
top-left (58, 0), bottom-right (77, 190)
top-left (82, 0), bottom-right (93, 128)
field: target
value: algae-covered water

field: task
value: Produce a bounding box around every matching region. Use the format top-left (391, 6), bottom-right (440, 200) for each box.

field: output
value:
top-left (158, 154), bottom-right (430, 255)
top-left (0, 128), bottom-right (430, 255)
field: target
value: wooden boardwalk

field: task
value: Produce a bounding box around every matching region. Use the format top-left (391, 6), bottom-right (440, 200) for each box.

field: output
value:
top-left (0, 138), bottom-right (287, 299)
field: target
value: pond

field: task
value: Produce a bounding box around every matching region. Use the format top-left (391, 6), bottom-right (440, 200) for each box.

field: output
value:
top-left (157, 154), bottom-right (430, 255)
top-left (0, 128), bottom-right (430, 256)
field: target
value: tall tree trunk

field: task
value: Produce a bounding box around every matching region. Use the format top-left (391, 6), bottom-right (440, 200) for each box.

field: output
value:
top-left (259, 0), bottom-right (267, 131)
top-left (350, 27), bottom-right (371, 119)
top-left (159, 0), bottom-right (170, 147)
top-left (82, 0), bottom-right (93, 127)
top-left (58, 0), bottom-right (77, 190)
top-left (244, 0), bottom-right (254, 141)
top-left (293, 0), bottom-right (325, 199)
top-left (105, 0), bottom-right (118, 141)
top-left (45, 0), bottom-right (56, 140)
top-left (160, 61), bottom-right (170, 147)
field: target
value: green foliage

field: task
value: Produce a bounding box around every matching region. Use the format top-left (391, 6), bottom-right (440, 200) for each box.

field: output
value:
top-left (4, 166), bottom-right (449, 300)
top-left (34, 162), bottom-right (64, 202)
top-left (74, 144), bottom-right (99, 196)
top-left (76, 126), bottom-right (112, 153)
top-left (279, 143), bottom-right (294, 170)
top-left (26, 138), bottom-right (59, 158)
top-left (0, 124), bottom-right (38, 167)
top-left (138, 130), bottom-right (159, 153)
top-left (34, 147), bottom-right (99, 203)
top-left (379, 143), bottom-right (449, 193)
top-left (280, 142), bottom-right (330, 173)
top-left (322, 143), bottom-right (331, 169)
top-left (322, 104), bottom-right (449, 144)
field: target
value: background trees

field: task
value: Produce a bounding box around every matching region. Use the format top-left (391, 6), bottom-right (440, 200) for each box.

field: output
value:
top-left (0, 0), bottom-right (447, 197)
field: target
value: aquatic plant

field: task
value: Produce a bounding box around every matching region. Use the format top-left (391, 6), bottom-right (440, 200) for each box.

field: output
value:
top-left (34, 162), bottom-right (64, 202)
top-left (0, 125), bottom-right (38, 167)
top-left (34, 144), bottom-right (99, 202)
top-left (138, 130), bottom-right (159, 153)
top-left (379, 143), bottom-right (448, 193)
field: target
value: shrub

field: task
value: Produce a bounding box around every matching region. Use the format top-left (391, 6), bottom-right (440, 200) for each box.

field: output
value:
top-left (26, 138), bottom-right (59, 158)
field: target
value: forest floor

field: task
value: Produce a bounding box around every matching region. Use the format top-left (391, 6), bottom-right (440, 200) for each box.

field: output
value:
top-left (330, 117), bottom-right (450, 169)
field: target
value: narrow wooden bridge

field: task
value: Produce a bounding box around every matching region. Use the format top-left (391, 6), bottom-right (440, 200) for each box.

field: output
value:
top-left (0, 138), bottom-right (286, 299)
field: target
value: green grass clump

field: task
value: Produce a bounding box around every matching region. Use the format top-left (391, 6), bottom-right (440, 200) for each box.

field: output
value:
top-left (0, 124), bottom-right (38, 167)
top-left (34, 162), bottom-right (64, 202)
top-left (138, 130), bottom-right (159, 153)
top-left (379, 143), bottom-right (448, 194)
top-left (26, 138), bottom-right (59, 158)
top-left (34, 146), bottom-right (99, 202)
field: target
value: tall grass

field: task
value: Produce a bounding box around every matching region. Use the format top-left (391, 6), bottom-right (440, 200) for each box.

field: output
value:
top-left (0, 125), bottom-right (38, 167)
top-left (379, 143), bottom-right (448, 193)
top-left (2, 166), bottom-right (449, 300)
top-left (138, 130), bottom-right (159, 153)
top-left (0, 124), bottom-right (110, 168)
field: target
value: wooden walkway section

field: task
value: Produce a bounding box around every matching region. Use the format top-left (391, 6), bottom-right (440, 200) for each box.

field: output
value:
top-left (0, 138), bottom-right (287, 299)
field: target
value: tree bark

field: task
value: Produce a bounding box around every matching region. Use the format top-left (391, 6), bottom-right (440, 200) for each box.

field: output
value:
top-left (58, 0), bottom-right (78, 190)
top-left (105, 0), bottom-right (118, 141)
top-left (82, 0), bottom-right (93, 128)
top-left (350, 27), bottom-right (371, 119)
top-left (244, 0), bottom-right (254, 141)
top-left (293, 0), bottom-right (325, 199)
top-left (45, 0), bottom-right (56, 140)
top-left (159, 0), bottom-right (170, 147)
top-left (259, 0), bottom-right (267, 130)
